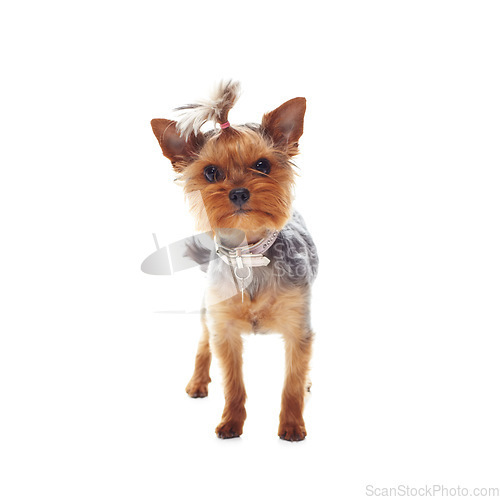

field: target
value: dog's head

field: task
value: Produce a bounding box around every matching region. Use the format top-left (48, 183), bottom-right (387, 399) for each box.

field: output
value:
top-left (151, 81), bottom-right (306, 234)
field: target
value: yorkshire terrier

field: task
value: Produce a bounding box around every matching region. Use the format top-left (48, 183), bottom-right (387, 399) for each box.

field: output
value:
top-left (150, 81), bottom-right (318, 441)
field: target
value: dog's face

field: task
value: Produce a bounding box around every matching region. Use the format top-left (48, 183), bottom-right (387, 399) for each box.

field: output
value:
top-left (151, 97), bottom-right (306, 233)
top-left (181, 127), bottom-right (295, 232)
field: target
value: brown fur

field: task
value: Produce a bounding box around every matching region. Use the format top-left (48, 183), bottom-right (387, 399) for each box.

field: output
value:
top-left (204, 285), bottom-right (313, 440)
top-left (183, 127), bottom-right (295, 232)
top-left (151, 93), bottom-right (313, 441)
top-left (185, 312), bottom-right (212, 398)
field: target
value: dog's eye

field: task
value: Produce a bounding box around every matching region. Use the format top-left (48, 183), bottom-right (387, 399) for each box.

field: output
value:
top-left (204, 165), bottom-right (223, 182)
top-left (253, 158), bottom-right (271, 175)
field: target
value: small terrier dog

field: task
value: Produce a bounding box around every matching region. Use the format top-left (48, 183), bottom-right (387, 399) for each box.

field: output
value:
top-left (151, 81), bottom-right (318, 440)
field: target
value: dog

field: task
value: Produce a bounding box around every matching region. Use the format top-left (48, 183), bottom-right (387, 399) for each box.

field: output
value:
top-left (150, 81), bottom-right (318, 441)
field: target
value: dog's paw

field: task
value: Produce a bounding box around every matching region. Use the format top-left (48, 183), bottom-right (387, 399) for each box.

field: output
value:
top-left (215, 419), bottom-right (244, 439)
top-left (185, 378), bottom-right (210, 398)
top-left (278, 422), bottom-right (307, 442)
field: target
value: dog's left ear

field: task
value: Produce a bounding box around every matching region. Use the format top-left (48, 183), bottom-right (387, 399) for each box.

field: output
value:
top-left (262, 97), bottom-right (306, 154)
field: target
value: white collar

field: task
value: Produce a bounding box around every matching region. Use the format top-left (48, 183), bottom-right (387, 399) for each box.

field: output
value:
top-left (214, 230), bottom-right (279, 269)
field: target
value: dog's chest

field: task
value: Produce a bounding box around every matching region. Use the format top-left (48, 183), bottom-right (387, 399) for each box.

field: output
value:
top-left (206, 283), bottom-right (307, 336)
top-left (244, 288), bottom-right (276, 333)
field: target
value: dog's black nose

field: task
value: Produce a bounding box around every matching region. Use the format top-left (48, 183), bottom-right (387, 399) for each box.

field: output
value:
top-left (229, 188), bottom-right (250, 207)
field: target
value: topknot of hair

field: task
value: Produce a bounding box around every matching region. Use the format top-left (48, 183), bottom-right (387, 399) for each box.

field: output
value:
top-left (174, 80), bottom-right (241, 138)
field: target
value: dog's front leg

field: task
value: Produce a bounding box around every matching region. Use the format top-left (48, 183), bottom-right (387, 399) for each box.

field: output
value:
top-left (211, 325), bottom-right (247, 439)
top-left (185, 312), bottom-right (212, 398)
top-left (279, 330), bottom-right (313, 441)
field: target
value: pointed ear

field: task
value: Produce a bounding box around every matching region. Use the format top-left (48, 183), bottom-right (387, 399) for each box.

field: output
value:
top-left (262, 97), bottom-right (306, 153)
top-left (150, 118), bottom-right (203, 172)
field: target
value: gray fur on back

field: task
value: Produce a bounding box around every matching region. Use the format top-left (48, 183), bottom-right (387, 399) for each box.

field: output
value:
top-left (207, 211), bottom-right (318, 299)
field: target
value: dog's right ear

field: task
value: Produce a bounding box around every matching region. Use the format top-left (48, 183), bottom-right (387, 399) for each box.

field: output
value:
top-left (150, 119), bottom-right (203, 172)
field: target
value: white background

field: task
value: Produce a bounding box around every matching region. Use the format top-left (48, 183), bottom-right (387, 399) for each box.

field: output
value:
top-left (1, 1), bottom-right (499, 499)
